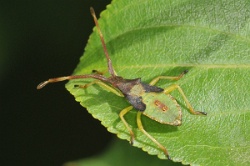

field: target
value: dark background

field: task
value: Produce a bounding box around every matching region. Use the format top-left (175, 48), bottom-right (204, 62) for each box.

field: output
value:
top-left (0, 0), bottom-right (113, 165)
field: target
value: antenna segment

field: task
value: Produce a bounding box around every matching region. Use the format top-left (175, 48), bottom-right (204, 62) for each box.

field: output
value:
top-left (90, 7), bottom-right (116, 77)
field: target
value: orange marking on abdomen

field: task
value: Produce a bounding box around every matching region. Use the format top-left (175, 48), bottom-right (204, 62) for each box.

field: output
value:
top-left (154, 100), bottom-right (169, 112)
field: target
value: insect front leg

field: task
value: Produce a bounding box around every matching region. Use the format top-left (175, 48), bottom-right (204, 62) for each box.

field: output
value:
top-left (92, 70), bottom-right (105, 75)
top-left (137, 112), bottom-right (170, 159)
top-left (75, 80), bottom-right (124, 97)
top-left (164, 84), bottom-right (206, 115)
top-left (119, 106), bottom-right (135, 144)
top-left (149, 70), bottom-right (188, 86)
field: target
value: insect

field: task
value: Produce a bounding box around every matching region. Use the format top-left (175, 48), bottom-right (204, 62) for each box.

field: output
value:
top-left (37, 7), bottom-right (207, 159)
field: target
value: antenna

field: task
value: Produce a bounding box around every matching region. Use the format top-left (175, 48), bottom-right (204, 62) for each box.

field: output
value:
top-left (37, 74), bottom-right (109, 89)
top-left (90, 7), bottom-right (116, 77)
top-left (36, 7), bottom-right (116, 90)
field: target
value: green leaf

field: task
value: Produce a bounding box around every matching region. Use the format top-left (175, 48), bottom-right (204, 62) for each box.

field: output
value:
top-left (63, 138), bottom-right (182, 166)
top-left (66, 0), bottom-right (250, 165)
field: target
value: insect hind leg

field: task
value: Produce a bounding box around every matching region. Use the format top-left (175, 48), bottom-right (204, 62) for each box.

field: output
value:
top-left (164, 84), bottom-right (206, 115)
top-left (137, 112), bottom-right (170, 159)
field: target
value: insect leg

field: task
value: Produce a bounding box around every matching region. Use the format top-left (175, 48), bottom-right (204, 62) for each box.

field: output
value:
top-left (119, 106), bottom-right (135, 144)
top-left (137, 112), bottom-right (170, 159)
top-left (164, 84), bottom-right (206, 115)
top-left (149, 70), bottom-right (188, 85)
top-left (92, 70), bottom-right (105, 75)
top-left (75, 80), bottom-right (124, 97)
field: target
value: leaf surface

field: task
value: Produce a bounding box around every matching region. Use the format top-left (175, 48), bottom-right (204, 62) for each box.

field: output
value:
top-left (66, 0), bottom-right (250, 165)
top-left (64, 139), bottom-right (182, 166)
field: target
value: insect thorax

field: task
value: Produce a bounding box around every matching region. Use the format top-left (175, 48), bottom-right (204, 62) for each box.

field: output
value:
top-left (111, 77), bottom-right (164, 112)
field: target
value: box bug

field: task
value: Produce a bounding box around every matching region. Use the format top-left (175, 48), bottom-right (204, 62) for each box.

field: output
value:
top-left (37, 7), bottom-right (207, 159)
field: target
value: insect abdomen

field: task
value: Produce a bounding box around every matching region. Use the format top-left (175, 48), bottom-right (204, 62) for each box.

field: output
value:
top-left (142, 93), bottom-right (182, 125)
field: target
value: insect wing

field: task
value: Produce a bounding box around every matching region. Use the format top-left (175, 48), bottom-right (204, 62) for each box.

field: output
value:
top-left (142, 93), bottom-right (182, 126)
